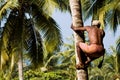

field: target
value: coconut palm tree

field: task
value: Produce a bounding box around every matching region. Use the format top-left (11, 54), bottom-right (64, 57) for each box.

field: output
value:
top-left (69, 0), bottom-right (88, 80)
top-left (69, 0), bottom-right (120, 79)
top-left (0, 0), bottom-right (69, 79)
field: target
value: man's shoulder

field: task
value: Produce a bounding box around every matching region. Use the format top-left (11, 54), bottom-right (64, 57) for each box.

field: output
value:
top-left (100, 29), bottom-right (105, 33)
top-left (99, 29), bottom-right (105, 37)
top-left (85, 26), bottom-right (92, 30)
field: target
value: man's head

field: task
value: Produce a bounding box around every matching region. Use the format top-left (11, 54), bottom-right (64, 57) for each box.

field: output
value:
top-left (92, 20), bottom-right (101, 28)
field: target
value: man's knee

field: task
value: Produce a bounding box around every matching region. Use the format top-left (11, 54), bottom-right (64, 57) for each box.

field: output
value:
top-left (76, 41), bottom-right (84, 46)
top-left (76, 41), bottom-right (81, 47)
top-left (103, 49), bottom-right (105, 54)
top-left (79, 43), bottom-right (89, 51)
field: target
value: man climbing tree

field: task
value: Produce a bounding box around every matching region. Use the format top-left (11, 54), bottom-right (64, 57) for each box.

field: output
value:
top-left (69, 0), bottom-right (88, 79)
top-left (71, 20), bottom-right (105, 69)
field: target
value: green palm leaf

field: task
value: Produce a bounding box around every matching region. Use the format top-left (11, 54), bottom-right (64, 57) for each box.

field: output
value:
top-left (98, 0), bottom-right (120, 30)
top-left (0, 0), bottom-right (18, 19)
top-left (83, 0), bottom-right (120, 30)
top-left (31, 0), bottom-right (69, 15)
top-left (51, 0), bottom-right (70, 12)
top-left (0, 9), bottom-right (21, 69)
top-left (23, 19), bottom-right (43, 67)
top-left (82, 0), bottom-right (106, 20)
top-left (116, 37), bottom-right (120, 49)
top-left (1, 9), bottom-right (44, 68)
top-left (31, 4), bottom-right (63, 54)
top-left (116, 37), bottom-right (120, 73)
top-left (104, 0), bottom-right (120, 32)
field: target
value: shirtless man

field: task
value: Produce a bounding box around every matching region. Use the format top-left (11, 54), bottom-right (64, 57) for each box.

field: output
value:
top-left (71, 20), bottom-right (105, 68)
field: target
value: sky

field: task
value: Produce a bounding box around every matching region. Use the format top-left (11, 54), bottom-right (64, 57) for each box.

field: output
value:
top-left (52, 10), bottom-right (120, 53)
top-left (0, 9), bottom-right (119, 53)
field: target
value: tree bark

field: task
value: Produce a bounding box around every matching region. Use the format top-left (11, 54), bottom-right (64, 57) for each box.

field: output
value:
top-left (69, 0), bottom-right (88, 80)
top-left (18, 0), bottom-right (24, 80)
top-left (18, 52), bottom-right (23, 80)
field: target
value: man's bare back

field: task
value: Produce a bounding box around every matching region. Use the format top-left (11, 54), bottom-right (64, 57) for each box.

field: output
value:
top-left (78, 26), bottom-right (105, 57)
top-left (71, 20), bottom-right (105, 68)
top-left (87, 26), bottom-right (104, 45)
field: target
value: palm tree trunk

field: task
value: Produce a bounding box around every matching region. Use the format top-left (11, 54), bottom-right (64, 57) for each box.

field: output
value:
top-left (116, 53), bottom-right (120, 73)
top-left (18, 52), bottom-right (23, 80)
top-left (69, 0), bottom-right (88, 80)
top-left (18, 0), bottom-right (24, 80)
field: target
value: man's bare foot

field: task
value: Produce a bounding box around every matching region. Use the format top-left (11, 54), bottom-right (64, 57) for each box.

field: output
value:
top-left (76, 63), bottom-right (85, 69)
top-left (85, 57), bottom-right (91, 65)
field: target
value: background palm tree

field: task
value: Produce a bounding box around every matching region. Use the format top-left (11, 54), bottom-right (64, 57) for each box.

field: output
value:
top-left (0, 0), bottom-right (69, 79)
top-left (4, 37), bottom-right (75, 80)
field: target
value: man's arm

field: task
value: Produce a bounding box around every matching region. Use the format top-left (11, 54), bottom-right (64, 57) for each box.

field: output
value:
top-left (101, 30), bottom-right (105, 38)
top-left (103, 30), bottom-right (105, 37)
top-left (71, 25), bottom-right (86, 31)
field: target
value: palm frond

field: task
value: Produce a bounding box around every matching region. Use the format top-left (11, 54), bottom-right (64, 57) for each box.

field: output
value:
top-left (98, 8), bottom-right (106, 29)
top-left (42, 18), bottom-right (63, 53)
top-left (1, 8), bottom-right (44, 68)
top-left (0, 9), bottom-right (21, 72)
top-left (97, 0), bottom-right (119, 29)
top-left (30, 0), bottom-right (45, 7)
top-left (1, 50), bottom-right (9, 68)
top-left (82, 0), bottom-right (106, 20)
top-left (82, 0), bottom-right (92, 20)
top-left (0, 9), bottom-right (20, 69)
top-left (116, 37), bottom-right (120, 54)
top-left (29, 0), bottom-right (56, 16)
top-left (109, 10), bottom-right (118, 32)
top-left (0, 0), bottom-right (18, 19)
top-left (43, 0), bottom-right (58, 15)
top-left (55, 62), bottom-right (71, 69)
top-left (44, 53), bottom-right (62, 68)
top-left (31, 0), bottom-right (69, 16)
top-left (31, 4), bottom-right (63, 54)
top-left (116, 37), bottom-right (120, 73)
top-left (92, 0), bottom-right (106, 19)
top-left (54, 0), bottom-right (70, 12)
top-left (106, 2), bottom-right (120, 32)
top-left (23, 19), bottom-right (43, 67)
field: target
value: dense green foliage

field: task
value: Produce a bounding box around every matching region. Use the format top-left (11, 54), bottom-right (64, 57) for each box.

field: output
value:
top-left (0, 39), bottom-right (120, 80)
top-left (0, 0), bottom-right (120, 80)
top-left (0, 0), bottom-right (68, 80)
top-left (82, 0), bottom-right (120, 30)
top-left (20, 70), bottom-right (70, 80)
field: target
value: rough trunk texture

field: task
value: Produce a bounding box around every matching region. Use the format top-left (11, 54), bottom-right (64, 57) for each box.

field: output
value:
top-left (18, 52), bottom-right (23, 80)
top-left (69, 0), bottom-right (88, 80)
top-left (18, 0), bottom-right (24, 80)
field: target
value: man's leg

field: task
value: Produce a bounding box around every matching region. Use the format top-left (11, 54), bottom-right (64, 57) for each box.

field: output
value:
top-left (76, 42), bottom-right (87, 69)
top-left (79, 42), bottom-right (89, 53)
top-left (85, 57), bottom-right (91, 65)
top-left (79, 42), bottom-right (92, 65)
